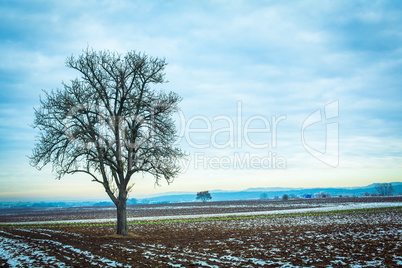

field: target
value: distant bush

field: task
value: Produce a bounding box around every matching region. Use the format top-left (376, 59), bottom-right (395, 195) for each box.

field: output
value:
top-left (196, 191), bottom-right (212, 202)
top-left (282, 194), bottom-right (289, 200)
top-left (316, 192), bottom-right (331, 198)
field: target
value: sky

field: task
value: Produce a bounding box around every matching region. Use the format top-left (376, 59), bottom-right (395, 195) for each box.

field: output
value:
top-left (0, 0), bottom-right (401, 201)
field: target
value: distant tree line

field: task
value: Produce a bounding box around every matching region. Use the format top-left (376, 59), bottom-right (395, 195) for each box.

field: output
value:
top-left (375, 183), bottom-right (394, 196)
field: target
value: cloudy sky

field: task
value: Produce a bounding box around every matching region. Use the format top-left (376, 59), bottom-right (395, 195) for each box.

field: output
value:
top-left (0, 0), bottom-right (401, 201)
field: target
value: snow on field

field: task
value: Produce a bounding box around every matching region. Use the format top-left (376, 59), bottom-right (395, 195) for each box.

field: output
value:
top-left (0, 229), bottom-right (129, 267)
top-left (1, 201), bottom-right (400, 225)
top-left (0, 202), bottom-right (401, 267)
top-left (0, 234), bottom-right (66, 267)
top-left (139, 202), bottom-right (315, 210)
top-left (120, 209), bottom-right (402, 267)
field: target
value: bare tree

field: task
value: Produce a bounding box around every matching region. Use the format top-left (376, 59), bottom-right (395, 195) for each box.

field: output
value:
top-left (375, 183), bottom-right (394, 196)
top-left (30, 49), bottom-right (185, 236)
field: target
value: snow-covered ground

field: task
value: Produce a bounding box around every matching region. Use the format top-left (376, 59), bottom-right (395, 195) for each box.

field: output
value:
top-left (0, 229), bottom-right (130, 267)
top-left (1, 201), bottom-right (401, 267)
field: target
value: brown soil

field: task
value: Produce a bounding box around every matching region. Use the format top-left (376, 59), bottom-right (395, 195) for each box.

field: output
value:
top-left (1, 196), bottom-right (401, 223)
top-left (0, 198), bottom-right (401, 267)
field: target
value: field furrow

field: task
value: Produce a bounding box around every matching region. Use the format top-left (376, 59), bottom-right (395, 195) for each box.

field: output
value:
top-left (0, 198), bottom-right (401, 267)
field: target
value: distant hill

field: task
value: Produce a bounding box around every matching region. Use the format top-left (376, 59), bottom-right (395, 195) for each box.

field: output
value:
top-left (1, 182), bottom-right (401, 208)
top-left (140, 182), bottom-right (402, 204)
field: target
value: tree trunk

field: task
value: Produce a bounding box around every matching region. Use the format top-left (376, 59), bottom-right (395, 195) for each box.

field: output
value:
top-left (116, 197), bottom-right (128, 236)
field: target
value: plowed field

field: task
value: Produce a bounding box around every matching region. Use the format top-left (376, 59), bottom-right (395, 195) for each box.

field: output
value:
top-left (1, 197), bottom-right (401, 267)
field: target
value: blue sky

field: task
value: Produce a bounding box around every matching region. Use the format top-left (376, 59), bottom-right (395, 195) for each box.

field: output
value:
top-left (0, 0), bottom-right (401, 201)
